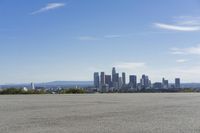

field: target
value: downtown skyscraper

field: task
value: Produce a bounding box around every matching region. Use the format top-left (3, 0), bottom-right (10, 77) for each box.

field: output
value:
top-left (129, 75), bottom-right (137, 89)
top-left (122, 72), bottom-right (126, 86)
top-left (175, 78), bottom-right (181, 89)
top-left (93, 72), bottom-right (100, 88)
top-left (100, 72), bottom-right (105, 86)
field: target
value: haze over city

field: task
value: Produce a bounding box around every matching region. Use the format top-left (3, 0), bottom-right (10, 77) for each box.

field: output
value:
top-left (1, 0), bottom-right (200, 84)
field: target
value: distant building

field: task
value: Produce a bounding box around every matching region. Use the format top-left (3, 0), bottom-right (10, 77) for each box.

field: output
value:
top-left (31, 82), bottom-right (35, 90)
top-left (23, 87), bottom-right (28, 92)
top-left (140, 75), bottom-right (150, 90)
top-left (101, 84), bottom-right (109, 93)
top-left (112, 67), bottom-right (116, 84)
top-left (113, 73), bottom-right (119, 90)
top-left (119, 77), bottom-right (123, 89)
top-left (105, 75), bottom-right (112, 88)
top-left (114, 73), bottom-right (119, 82)
top-left (162, 78), bottom-right (169, 89)
top-left (175, 78), bottom-right (181, 89)
top-left (129, 75), bottom-right (137, 89)
top-left (153, 82), bottom-right (162, 89)
top-left (93, 72), bottom-right (100, 88)
top-left (100, 72), bottom-right (105, 86)
top-left (122, 72), bottom-right (126, 85)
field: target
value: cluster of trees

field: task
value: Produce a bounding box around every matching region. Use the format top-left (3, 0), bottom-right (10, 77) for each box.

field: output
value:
top-left (0, 88), bottom-right (46, 95)
top-left (181, 88), bottom-right (197, 92)
top-left (58, 88), bottom-right (86, 94)
top-left (0, 88), bottom-right (198, 95)
top-left (0, 88), bottom-right (86, 95)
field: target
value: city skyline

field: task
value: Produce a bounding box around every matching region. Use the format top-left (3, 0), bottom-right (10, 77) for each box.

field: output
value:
top-left (1, 0), bottom-right (200, 84)
top-left (93, 67), bottom-right (181, 92)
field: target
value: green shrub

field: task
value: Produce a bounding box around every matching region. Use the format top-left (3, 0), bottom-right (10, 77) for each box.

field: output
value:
top-left (59, 88), bottom-right (86, 94)
top-left (0, 88), bottom-right (47, 95)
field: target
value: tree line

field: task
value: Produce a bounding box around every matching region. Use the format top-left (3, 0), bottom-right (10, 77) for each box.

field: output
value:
top-left (0, 88), bottom-right (86, 95)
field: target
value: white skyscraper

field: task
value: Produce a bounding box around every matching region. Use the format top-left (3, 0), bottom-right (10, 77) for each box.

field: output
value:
top-left (31, 82), bottom-right (35, 90)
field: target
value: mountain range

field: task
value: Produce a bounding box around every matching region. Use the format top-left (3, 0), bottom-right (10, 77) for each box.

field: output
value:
top-left (1, 81), bottom-right (93, 88)
top-left (1, 81), bottom-right (200, 89)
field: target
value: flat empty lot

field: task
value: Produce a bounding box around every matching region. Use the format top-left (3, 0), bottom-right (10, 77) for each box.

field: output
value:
top-left (0, 93), bottom-right (200, 133)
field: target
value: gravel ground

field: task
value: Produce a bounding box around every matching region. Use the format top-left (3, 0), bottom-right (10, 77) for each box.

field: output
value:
top-left (0, 93), bottom-right (200, 133)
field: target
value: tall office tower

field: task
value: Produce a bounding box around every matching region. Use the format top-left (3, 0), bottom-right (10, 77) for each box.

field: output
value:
top-left (112, 67), bottom-right (116, 84)
top-left (113, 73), bottom-right (119, 90)
top-left (140, 74), bottom-right (150, 89)
top-left (122, 72), bottom-right (126, 85)
top-left (100, 72), bottom-right (105, 85)
top-left (112, 73), bottom-right (119, 83)
top-left (31, 82), bottom-right (35, 90)
top-left (105, 75), bottom-right (112, 88)
top-left (148, 79), bottom-right (151, 87)
top-left (175, 78), bottom-right (181, 89)
top-left (141, 75), bottom-right (146, 87)
top-left (153, 82), bottom-right (162, 89)
top-left (162, 78), bottom-right (169, 89)
top-left (115, 73), bottom-right (119, 82)
top-left (129, 75), bottom-right (137, 89)
top-left (146, 76), bottom-right (150, 87)
top-left (93, 72), bottom-right (100, 88)
top-left (119, 77), bottom-right (123, 89)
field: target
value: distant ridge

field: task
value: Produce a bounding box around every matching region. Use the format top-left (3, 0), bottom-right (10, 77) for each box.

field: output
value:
top-left (181, 83), bottom-right (200, 89)
top-left (1, 81), bottom-right (93, 88)
top-left (1, 82), bottom-right (200, 89)
top-left (37, 81), bottom-right (93, 86)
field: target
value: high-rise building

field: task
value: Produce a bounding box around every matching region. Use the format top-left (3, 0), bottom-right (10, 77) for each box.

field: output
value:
top-left (153, 82), bottom-right (162, 89)
top-left (100, 72), bottom-right (105, 85)
top-left (119, 77), bottom-right (123, 89)
top-left (175, 78), bottom-right (181, 89)
top-left (129, 75), bottom-right (137, 89)
top-left (31, 82), bottom-right (35, 90)
top-left (162, 78), bottom-right (169, 89)
top-left (112, 69), bottom-right (119, 83)
top-left (140, 74), bottom-right (150, 89)
top-left (113, 73), bottom-right (119, 90)
top-left (93, 72), bottom-right (100, 88)
top-left (105, 75), bottom-right (112, 88)
top-left (141, 75), bottom-right (145, 87)
top-left (112, 67), bottom-right (116, 84)
top-left (101, 84), bottom-right (109, 93)
top-left (114, 73), bottom-right (119, 82)
top-left (122, 72), bottom-right (126, 85)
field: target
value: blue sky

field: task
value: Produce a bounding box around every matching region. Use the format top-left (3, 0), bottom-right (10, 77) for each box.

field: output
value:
top-left (1, 0), bottom-right (200, 84)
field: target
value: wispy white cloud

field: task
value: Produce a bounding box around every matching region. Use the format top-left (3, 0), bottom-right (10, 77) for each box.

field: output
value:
top-left (177, 20), bottom-right (200, 26)
top-left (171, 45), bottom-right (200, 55)
top-left (31, 3), bottom-right (65, 15)
top-left (176, 59), bottom-right (188, 63)
top-left (78, 34), bottom-right (122, 41)
top-left (176, 66), bottom-right (200, 75)
top-left (170, 48), bottom-right (185, 55)
top-left (154, 23), bottom-right (200, 31)
top-left (115, 62), bottom-right (146, 69)
top-left (175, 16), bottom-right (200, 26)
top-left (104, 35), bottom-right (122, 38)
top-left (154, 16), bottom-right (200, 32)
top-left (78, 36), bottom-right (99, 41)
